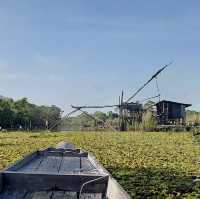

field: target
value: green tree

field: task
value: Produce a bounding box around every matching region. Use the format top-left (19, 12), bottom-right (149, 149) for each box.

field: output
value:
top-left (0, 97), bottom-right (62, 131)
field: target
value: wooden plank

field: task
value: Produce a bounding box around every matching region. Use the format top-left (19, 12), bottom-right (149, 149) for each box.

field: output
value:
top-left (88, 154), bottom-right (109, 175)
top-left (52, 191), bottom-right (77, 199)
top-left (44, 151), bottom-right (88, 158)
top-left (0, 191), bottom-right (103, 199)
top-left (3, 172), bottom-right (109, 193)
top-left (0, 190), bottom-right (27, 199)
top-left (63, 152), bottom-right (88, 158)
top-left (81, 158), bottom-right (97, 172)
top-left (0, 144), bottom-right (131, 199)
top-left (80, 193), bottom-right (102, 199)
top-left (6, 152), bottom-right (38, 171)
top-left (59, 157), bottom-right (81, 173)
top-left (39, 150), bottom-right (88, 158)
top-left (42, 151), bottom-right (63, 157)
top-left (47, 148), bottom-right (81, 153)
top-left (35, 156), bottom-right (62, 173)
top-left (24, 191), bottom-right (52, 199)
top-left (17, 156), bottom-right (44, 172)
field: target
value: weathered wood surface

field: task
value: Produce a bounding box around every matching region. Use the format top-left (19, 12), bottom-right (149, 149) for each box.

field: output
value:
top-left (59, 157), bottom-right (80, 173)
top-left (0, 191), bottom-right (102, 199)
top-left (17, 156), bottom-right (97, 174)
top-left (24, 191), bottom-right (77, 199)
top-left (0, 190), bottom-right (27, 199)
top-left (0, 142), bottom-right (131, 199)
top-left (3, 172), bottom-right (108, 192)
top-left (41, 151), bottom-right (88, 158)
top-left (18, 156), bottom-right (44, 172)
top-left (7, 151), bottom-right (38, 172)
top-left (80, 193), bottom-right (102, 199)
top-left (35, 156), bottom-right (62, 173)
top-left (48, 191), bottom-right (77, 199)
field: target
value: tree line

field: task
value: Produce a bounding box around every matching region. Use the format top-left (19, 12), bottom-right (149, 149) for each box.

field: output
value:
top-left (1, 96), bottom-right (199, 132)
top-left (0, 97), bottom-right (62, 131)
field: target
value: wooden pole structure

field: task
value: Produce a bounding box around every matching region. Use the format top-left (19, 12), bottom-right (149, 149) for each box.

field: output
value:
top-left (119, 90), bottom-right (127, 131)
top-left (71, 63), bottom-right (172, 132)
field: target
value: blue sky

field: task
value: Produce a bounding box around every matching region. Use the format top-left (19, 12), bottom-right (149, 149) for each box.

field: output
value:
top-left (0, 0), bottom-right (199, 112)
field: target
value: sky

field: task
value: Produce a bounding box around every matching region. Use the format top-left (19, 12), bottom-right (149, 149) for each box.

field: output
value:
top-left (0, 0), bottom-right (199, 113)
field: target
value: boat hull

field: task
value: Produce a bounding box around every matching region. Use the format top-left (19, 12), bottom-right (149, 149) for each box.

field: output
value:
top-left (0, 142), bottom-right (131, 199)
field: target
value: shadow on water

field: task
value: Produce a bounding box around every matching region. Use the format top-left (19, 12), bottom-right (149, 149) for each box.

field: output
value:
top-left (29, 133), bottom-right (59, 138)
top-left (0, 143), bottom-right (17, 147)
top-left (107, 167), bottom-right (200, 199)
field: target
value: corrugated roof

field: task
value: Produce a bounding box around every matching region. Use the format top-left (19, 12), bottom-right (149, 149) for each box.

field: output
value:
top-left (156, 100), bottom-right (192, 107)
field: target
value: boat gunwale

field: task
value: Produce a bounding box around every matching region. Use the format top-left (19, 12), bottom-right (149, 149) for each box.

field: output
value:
top-left (0, 143), bottom-right (131, 198)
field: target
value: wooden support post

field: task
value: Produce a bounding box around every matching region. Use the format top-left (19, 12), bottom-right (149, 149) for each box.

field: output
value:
top-left (80, 157), bottom-right (82, 170)
top-left (0, 173), bottom-right (3, 192)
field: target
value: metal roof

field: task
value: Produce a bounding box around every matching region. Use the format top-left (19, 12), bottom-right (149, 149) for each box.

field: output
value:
top-left (156, 100), bottom-right (192, 107)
